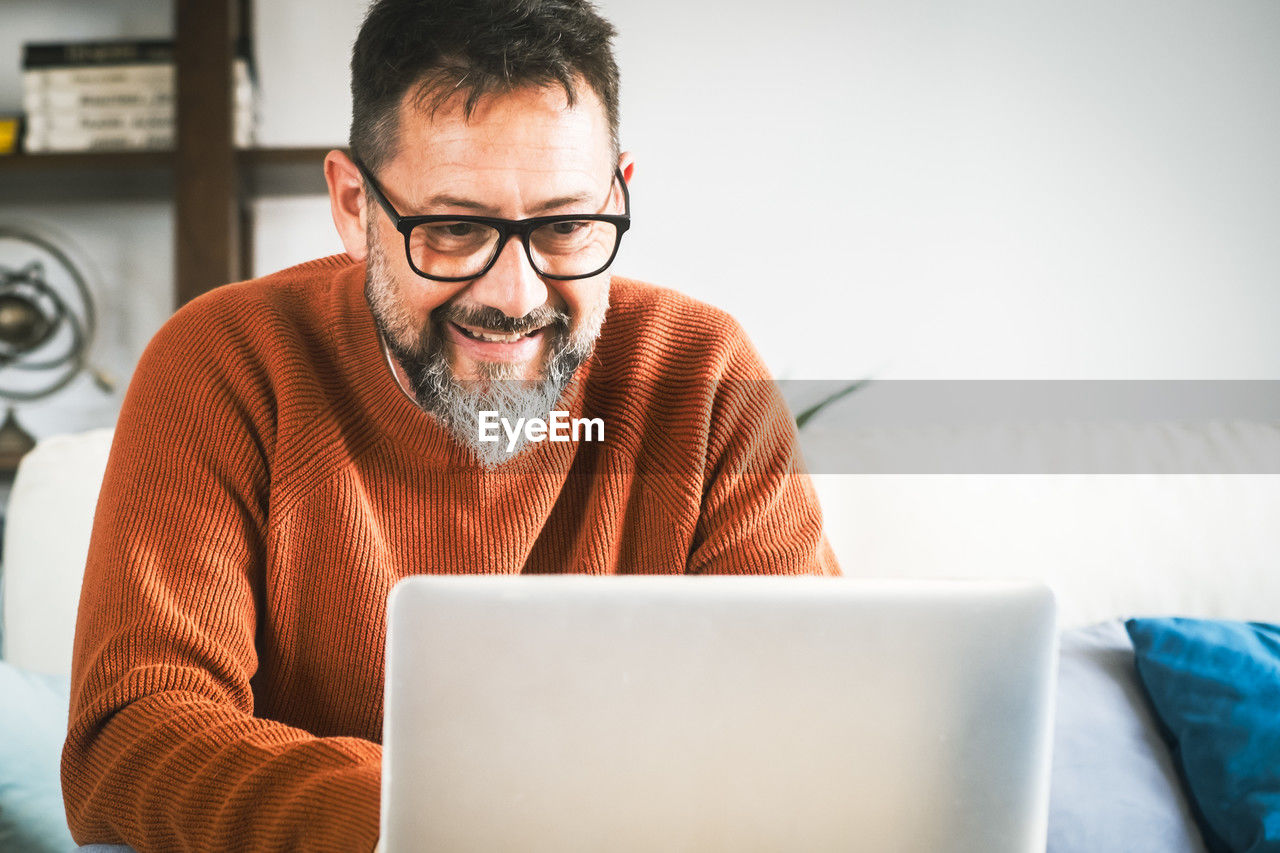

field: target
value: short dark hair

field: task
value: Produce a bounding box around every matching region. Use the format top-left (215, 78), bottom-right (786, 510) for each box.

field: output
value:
top-left (349, 0), bottom-right (621, 173)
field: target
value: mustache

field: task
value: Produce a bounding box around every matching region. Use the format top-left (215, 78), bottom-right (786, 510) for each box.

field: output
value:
top-left (432, 302), bottom-right (571, 336)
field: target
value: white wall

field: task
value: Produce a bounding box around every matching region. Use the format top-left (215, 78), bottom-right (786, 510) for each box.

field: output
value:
top-left (2, 0), bottom-right (1279, 442)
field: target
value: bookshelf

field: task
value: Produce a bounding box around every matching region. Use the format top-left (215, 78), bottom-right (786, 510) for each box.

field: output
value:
top-left (3, 0), bottom-right (336, 307)
top-left (0, 149), bottom-right (329, 184)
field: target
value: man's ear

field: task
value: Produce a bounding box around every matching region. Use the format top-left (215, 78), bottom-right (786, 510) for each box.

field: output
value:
top-left (325, 149), bottom-right (368, 261)
top-left (618, 150), bottom-right (635, 186)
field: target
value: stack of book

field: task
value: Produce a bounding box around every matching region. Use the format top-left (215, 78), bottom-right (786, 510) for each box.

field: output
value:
top-left (21, 39), bottom-right (256, 153)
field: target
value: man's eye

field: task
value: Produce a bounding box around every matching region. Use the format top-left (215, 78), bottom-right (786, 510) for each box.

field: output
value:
top-left (414, 222), bottom-right (494, 258)
top-left (550, 221), bottom-right (586, 235)
top-left (419, 222), bottom-right (488, 245)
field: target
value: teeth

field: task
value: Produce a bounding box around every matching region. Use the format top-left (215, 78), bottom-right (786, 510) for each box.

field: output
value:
top-left (459, 325), bottom-right (537, 343)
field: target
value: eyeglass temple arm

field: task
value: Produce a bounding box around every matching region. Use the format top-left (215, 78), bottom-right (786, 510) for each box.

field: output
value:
top-left (351, 157), bottom-right (405, 226)
top-left (614, 167), bottom-right (631, 215)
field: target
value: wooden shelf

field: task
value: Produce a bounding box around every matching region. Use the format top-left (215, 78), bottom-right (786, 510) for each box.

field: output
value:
top-left (0, 151), bottom-right (173, 172)
top-left (242, 146), bottom-right (335, 168)
top-left (241, 146), bottom-right (334, 196)
top-left (0, 147), bottom-right (334, 202)
top-left (0, 151), bottom-right (173, 200)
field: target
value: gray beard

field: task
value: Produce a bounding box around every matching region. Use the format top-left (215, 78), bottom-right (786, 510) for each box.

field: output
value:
top-left (364, 241), bottom-right (605, 468)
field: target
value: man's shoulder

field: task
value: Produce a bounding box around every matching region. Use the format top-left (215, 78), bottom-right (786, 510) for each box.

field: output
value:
top-left (144, 254), bottom-right (362, 367)
top-left (605, 277), bottom-right (741, 336)
top-left (121, 254), bottom-right (370, 484)
top-left (167, 254), bottom-right (360, 332)
top-left (131, 254), bottom-right (365, 415)
top-left (599, 277), bottom-right (753, 375)
top-left (586, 277), bottom-right (776, 448)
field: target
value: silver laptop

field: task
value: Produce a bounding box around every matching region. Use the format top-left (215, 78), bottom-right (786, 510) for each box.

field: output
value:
top-left (381, 576), bottom-right (1057, 852)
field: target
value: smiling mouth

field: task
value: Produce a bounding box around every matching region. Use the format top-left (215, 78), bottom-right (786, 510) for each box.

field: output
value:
top-left (452, 322), bottom-right (546, 344)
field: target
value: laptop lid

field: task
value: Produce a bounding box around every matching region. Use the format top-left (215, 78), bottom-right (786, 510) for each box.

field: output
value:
top-left (381, 575), bottom-right (1057, 852)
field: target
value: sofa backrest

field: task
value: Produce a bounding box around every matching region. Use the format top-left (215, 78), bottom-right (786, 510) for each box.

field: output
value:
top-left (2, 429), bottom-right (113, 676)
top-left (805, 419), bottom-right (1280, 627)
top-left (812, 471), bottom-right (1280, 628)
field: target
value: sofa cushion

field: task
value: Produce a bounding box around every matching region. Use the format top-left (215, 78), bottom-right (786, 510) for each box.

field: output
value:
top-left (2, 428), bottom-right (113, 676)
top-left (1127, 618), bottom-right (1280, 853)
top-left (1048, 620), bottom-right (1206, 852)
top-left (0, 661), bottom-right (75, 852)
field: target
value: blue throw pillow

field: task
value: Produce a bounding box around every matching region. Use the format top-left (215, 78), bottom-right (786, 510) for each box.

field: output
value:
top-left (1126, 618), bottom-right (1280, 853)
top-left (0, 661), bottom-right (76, 852)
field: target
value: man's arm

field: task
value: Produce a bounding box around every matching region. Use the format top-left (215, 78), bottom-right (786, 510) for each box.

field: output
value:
top-left (686, 323), bottom-right (841, 577)
top-left (61, 301), bottom-right (380, 852)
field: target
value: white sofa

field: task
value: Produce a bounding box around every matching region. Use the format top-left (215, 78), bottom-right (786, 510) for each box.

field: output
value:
top-left (3, 422), bottom-right (1280, 853)
top-left (813, 468), bottom-right (1280, 629)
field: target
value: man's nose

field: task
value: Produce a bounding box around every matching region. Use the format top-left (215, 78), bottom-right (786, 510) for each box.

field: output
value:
top-left (468, 234), bottom-right (549, 321)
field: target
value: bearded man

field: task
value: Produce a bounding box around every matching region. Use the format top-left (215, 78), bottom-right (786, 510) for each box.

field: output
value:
top-left (61, 0), bottom-right (839, 850)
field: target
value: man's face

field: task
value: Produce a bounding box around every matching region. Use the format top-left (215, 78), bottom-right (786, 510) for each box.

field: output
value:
top-left (364, 83), bottom-right (621, 388)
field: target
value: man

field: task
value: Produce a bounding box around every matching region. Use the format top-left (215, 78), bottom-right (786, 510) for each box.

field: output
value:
top-left (62, 0), bottom-right (838, 849)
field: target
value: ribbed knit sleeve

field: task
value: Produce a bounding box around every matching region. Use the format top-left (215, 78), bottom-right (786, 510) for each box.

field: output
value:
top-left (686, 316), bottom-right (840, 577)
top-left (61, 282), bottom-right (380, 852)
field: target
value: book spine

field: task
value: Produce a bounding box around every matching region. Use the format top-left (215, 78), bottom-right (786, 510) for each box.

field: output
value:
top-left (0, 117), bottom-right (20, 155)
top-left (26, 107), bottom-right (175, 134)
top-left (22, 64), bottom-right (175, 92)
top-left (23, 92), bottom-right (254, 119)
top-left (24, 128), bottom-right (175, 153)
top-left (234, 108), bottom-right (256, 149)
top-left (22, 60), bottom-right (253, 99)
top-left (23, 88), bottom-right (175, 111)
top-left (23, 107), bottom-right (255, 152)
top-left (22, 39), bottom-right (175, 69)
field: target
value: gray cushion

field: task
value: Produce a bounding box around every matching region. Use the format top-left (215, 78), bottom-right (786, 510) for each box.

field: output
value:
top-left (0, 661), bottom-right (75, 852)
top-left (1048, 620), bottom-right (1207, 852)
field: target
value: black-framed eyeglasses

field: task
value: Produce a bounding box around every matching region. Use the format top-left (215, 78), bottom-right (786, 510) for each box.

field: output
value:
top-left (353, 157), bottom-right (631, 283)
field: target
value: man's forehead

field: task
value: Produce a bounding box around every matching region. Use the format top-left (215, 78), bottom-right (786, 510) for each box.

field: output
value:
top-left (394, 82), bottom-right (611, 168)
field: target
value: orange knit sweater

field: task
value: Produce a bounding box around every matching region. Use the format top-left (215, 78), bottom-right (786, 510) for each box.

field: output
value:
top-left (62, 255), bottom-right (839, 851)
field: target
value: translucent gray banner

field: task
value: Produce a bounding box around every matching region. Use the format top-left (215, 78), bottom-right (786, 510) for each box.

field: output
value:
top-left (784, 380), bottom-right (1280, 474)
